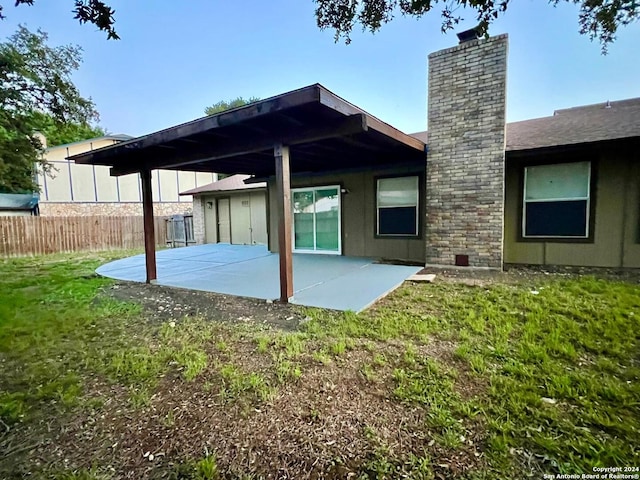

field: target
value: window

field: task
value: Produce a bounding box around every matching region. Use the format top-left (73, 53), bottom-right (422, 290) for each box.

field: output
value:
top-left (523, 161), bottom-right (591, 238)
top-left (376, 176), bottom-right (419, 236)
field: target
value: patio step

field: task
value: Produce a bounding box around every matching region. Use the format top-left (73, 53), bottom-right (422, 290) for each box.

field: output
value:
top-left (407, 273), bottom-right (436, 283)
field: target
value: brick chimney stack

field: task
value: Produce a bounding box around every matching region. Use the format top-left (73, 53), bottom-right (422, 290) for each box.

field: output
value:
top-left (425, 34), bottom-right (508, 269)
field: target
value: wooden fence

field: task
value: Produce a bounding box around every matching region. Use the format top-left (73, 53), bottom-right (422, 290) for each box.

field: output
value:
top-left (0, 215), bottom-right (168, 257)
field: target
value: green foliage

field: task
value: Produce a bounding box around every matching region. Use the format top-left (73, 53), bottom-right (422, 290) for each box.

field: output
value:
top-left (31, 111), bottom-right (105, 147)
top-left (314, 0), bottom-right (638, 51)
top-left (218, 363), bottom-right (275, 403)
top-left (0, 26), bottom-right (100, 193)
top-left (0, 1), bottom-right (119, 40)
top-left (3, 1), bottom-right (635, 50)
top-left (194, 454), bottom-right (218, 480)
top-left (204, 97), bottom-right (260, 116)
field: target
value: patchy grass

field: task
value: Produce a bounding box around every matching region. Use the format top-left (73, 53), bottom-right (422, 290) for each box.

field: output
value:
top-left (0, 252), bottom-right (638, 479)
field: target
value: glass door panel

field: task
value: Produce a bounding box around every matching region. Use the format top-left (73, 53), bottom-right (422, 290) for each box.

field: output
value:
top-left (292, 186), bottom-right (341, 254)
top-left (314, 188), bottom-right (339, 252)
top-left (293, 190), bottom-right (314, 250)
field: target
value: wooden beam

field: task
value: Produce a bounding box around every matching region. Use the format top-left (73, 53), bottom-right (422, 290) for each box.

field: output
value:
top-left (275, 144), bottom-right (293, 303)
top-left (109, 113), bottom-right (368, 176)
top-left (318, 87), bottom-right (425, 151)
top-left (140, 169), bottom-right (157, 284)
top-left (70, 85), bottom-right (321, 165)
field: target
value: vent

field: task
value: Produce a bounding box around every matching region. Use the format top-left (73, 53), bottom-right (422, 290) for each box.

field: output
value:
top-left (456, 27), bottom-right (482, 43)
top-left (455, 254), bottom-right (469, 267)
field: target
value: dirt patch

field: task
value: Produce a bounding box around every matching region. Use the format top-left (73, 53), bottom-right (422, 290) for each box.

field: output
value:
top-left (46, 347), bottom-right (487, 479)
top-left (417, 264), bottom-right (640, 286)
top-left (105, 281), bottom-right (305, 331)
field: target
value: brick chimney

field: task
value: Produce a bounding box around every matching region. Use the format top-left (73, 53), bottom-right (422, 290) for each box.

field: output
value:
top-left (426, 33), bottom-right (508, 269)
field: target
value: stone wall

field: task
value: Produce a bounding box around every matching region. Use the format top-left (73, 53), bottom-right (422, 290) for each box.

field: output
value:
top-left (426, 34), bottom-right (508, 268)
top-left (39, 202), bottom-right (193, 217)
top-left (192, 196), bottom-right (206, 245)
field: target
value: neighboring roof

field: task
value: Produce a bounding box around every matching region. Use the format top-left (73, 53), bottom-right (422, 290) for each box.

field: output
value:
top-left (0, 193), bottom-right (39, 211)
top-left (46, 134), bottom-right (134, 151)
top-left (68, 84), bottom-right (426, 178)
top-left (507, 98), bottom-right (640, 151)
top-left (180, 174), bottom-right (266, 196)
top-left (410, 97), bottom-right (640, 152)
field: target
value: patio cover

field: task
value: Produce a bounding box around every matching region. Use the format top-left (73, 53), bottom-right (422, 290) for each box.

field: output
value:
top-left (67, 84), bottom-right (426, 303)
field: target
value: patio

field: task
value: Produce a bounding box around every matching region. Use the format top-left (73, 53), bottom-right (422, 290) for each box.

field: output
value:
top-left (97, 244), bottom-right (421, 312)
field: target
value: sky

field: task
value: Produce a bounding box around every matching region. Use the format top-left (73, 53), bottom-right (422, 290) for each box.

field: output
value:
top-left (1, 0), bottom-right (639, 137)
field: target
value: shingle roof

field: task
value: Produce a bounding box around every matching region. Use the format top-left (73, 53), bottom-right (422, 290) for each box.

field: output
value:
top-left (506, 98), bottom-right (640, 151)
top-left (409, 97), bottom-right (640, 152)
top-left (179, 174), bottom-right (266, 196)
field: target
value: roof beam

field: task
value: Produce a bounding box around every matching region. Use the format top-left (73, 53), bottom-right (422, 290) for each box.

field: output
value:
top-left (318, 88), bottom-right (425, 151)
top-left (71, 85), bottom-right (321, 165)
top-left (110, 113), bottom-right (369, 176)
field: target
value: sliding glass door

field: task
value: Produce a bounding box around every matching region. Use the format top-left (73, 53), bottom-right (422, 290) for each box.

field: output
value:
top-left (292, 186), bottom-right (341, 254)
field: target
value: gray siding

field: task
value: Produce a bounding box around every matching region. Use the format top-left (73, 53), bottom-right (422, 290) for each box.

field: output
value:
top-left (268, 166), bottom-right (426, 263)
top-left (504, 150), bottom-right (640, 268)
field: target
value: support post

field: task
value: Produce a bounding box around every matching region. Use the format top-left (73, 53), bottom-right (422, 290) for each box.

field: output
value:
top-left (140, 168), bottom-right (157, 283)
top-left (275, 144), bottom-right (293, 302)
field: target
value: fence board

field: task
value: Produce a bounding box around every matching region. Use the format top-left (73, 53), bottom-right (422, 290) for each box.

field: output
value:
top-left (0, 215), bottom-right (170, 257)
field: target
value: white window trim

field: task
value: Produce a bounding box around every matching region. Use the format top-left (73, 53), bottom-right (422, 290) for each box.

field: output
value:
top-left (522, 162), bottom-right (591, 239)
top-left (376, 176), bottom-right (420, 237)
top-left (291, 185), bottom-right (342, 255)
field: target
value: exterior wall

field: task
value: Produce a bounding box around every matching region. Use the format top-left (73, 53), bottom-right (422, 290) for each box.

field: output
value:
top-left (39, 137), bottom-right (216, 214)
top-left (195, 191), bottom-right (267, 246)
top-left (268, 166), bottom-right (426, 263)
top-left (0, 210), bottom-right (33, 217)
top-left (202, 195), bottom-right (218, 244)
top-left (192, 196), bottom-right (206, 245)
top-left (39, 202), bottom-right (191, 217)
top-left (504, 151), bottom-right (640, 268)
top-left (426, 35), bottom-right (508, 268)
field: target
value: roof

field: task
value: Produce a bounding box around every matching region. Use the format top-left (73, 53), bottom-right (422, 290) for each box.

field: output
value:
top-left (410, 97), bottom-right (640, 152)
top-left (0, 193), bottom-right (39, 211)
top-left (180, 174), bottom-right (266, 195)
top-left (46, 134), bottom-right (133, 151)
top-left (68, 84), bottom-right (426, 178)
top-left (506, 98), bottom-right (640, 151)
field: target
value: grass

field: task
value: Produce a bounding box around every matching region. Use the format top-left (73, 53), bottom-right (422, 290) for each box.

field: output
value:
top-left (303, 278), bottom-right (640, 475)
top-left (1, 252), bottom-right (638, 479)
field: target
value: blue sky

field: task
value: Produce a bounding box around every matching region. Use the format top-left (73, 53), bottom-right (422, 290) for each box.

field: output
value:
top-left (1, 1), bottom-right (639, 137)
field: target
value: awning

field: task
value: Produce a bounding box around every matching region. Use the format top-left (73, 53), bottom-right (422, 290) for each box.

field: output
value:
top-left (68, 84), bottom-right (425, 176)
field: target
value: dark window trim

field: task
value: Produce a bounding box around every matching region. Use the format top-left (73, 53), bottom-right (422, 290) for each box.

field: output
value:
top-left (516, 157), bottom-right (598, 244)
top-left (373, 173), bottom-right (424, 240)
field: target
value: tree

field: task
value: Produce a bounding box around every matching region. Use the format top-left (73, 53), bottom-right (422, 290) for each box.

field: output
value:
top-left (0, 26), bottom-right (100, 193)
top-left (1, 1), bottom-right (637, 49)
top-left (314, 0), bottom-right (638, 49)
top-left (30, 111), bottom-right (106, 147)
top-left (204, 97), bottom-right (260, 180)
top-left (0, 1), bottom-right (119, 39)
top-left (204, 97), bottom-right (261, 116)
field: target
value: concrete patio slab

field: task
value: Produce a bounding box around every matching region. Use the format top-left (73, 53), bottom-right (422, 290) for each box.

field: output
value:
top-left (96, 244), bottom-right (421, 312)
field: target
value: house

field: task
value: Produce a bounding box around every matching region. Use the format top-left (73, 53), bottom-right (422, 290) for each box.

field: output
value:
top-left (180, 174), bottom-right (267, 245)
top-left (0, 193), bottom-right (39, 216)
top-left (68, 31), bottom-right (640, 303)
top-left (39, 135), bottom-right (217, 216)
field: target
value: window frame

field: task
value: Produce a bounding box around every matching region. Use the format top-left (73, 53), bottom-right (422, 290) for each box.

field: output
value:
top-left (375, 175), bottom-right (421, 238)
top-left (521, 160), bottom-right (593, 241)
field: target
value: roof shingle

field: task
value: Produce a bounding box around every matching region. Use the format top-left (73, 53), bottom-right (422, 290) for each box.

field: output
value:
top-left (410, 97), bottom-right (640, 152)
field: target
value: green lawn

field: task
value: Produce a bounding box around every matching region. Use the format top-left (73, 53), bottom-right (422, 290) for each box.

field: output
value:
top-left (0, 252), bottom-right (638, 479)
